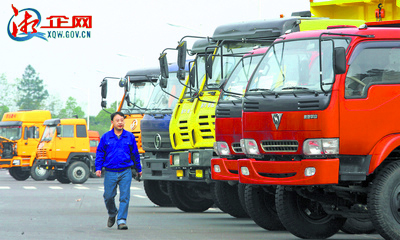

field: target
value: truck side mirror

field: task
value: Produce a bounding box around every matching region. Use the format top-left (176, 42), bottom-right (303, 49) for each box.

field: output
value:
top-left (159, 53), bottom-right (169, 79)
top-left (101, 100), bottom-right (107, 108)
top-left (177, 41), bottom-right (187, 70)
top-left (100, 79), bottom-right (107, 99)
top-left (160, 77), bottom-right (168, 89)
top-left (56, 126), bottom-right (62, 137)
top-left (206, 55), bottom-right (213, 79)
top-left (177, 41), bottom-right (187, 81)
top-left (334, 47), bottom-right (346, 74)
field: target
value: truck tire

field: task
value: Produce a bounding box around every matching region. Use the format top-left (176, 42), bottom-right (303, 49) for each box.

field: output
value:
top-left (245, 185), bottom-right (285, 230)
top-left (210, 182), bottom-right (229, 212)
top-left (9, 167), bottom-right (30, 181)
top-left (214, 181), bottom-right (248, 218)
top-left (30, 161), bottom-right (50, 181)
top-left (237, 183), bottom-right (248, 214)
top-left (275, 186), bottom-right (345, 239)
top-left (144, 180), bottom-right (174, 207)
top-left (167, 181), bottom-right (213, 212)
top-left (340, 218), bottom-right (375, 234)
top-left (67, 161), bottom-right (89, 184)
top-left (56, 170), bottom-right (71, 184)
top-left (368, 160), bottom-right (400, 240)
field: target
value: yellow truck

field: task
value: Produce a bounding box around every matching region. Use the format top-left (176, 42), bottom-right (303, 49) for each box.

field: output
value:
top-left (35, 118), bottom-right (94, 184)
top-left (0, 110), bottom-right (51, 181)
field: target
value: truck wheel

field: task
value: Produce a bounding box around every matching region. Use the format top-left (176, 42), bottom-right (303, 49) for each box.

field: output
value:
top-left (275, 186), bottom-right (345, 239)
top-left (237, 183), bottom-right (248, 214)
top-left (144, 180), bottom-right (174, 207)
top-left (9, 167), bottom-right (30, 181)
top-left (214, 181), bottom-right (248, 218)
top-left (340, 218), bottom-right (375, 234)
top-left (245, 185), bottom-right (285, 230)
top-left (30, 161), bottom-right (50, 181)
top-left (56, 171), bottom-right (71, 184)
top-left (368, 161), bottom-right (400, 240)
top-left (67, 161), bottom-right (89, 184)
top-left (210, 182), bottom-right (228, 212)
top-left (167, 181), bottom-right (213, 212)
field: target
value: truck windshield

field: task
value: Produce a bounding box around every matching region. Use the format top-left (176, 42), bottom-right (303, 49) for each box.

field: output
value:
top-left (207, 42), bottom-right (269, 90)
top-left (182, 54), bottom-right (206, 99)
top-left (247, 38), bottom-right (349, 93)
top-left (220, 54), bottom-right (264, 101)
top-left (0, 126), bottom-right (22, 140)
top-left (41, 126), bottom-right (56, 142)
top-left (121, 81), bottom-right (154, 112)
top-left (147, 74), bottom-right (184, 111)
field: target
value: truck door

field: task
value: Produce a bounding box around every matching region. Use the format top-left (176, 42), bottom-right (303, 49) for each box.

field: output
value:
top-left (22, 125), bottom-right (40, 157)
top-left (341, 41), bottom-right (400, 155)
top-left (55, 124), bottom-right (76, 162)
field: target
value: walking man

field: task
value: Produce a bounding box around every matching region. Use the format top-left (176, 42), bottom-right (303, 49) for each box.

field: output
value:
top-left (95, 111), bottom-right (142, 230)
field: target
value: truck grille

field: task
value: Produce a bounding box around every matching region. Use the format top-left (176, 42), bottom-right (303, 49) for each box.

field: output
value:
top-left (179, 120), bottom-right (190, 142)
top-left (197, 115), bottom-right (215, 140)
top-left (261, 140), bottom-right (298, 152)
top-left (37, 149), bottom-right (47, 158)
top-left (231, 142), bottom-right (243, 153)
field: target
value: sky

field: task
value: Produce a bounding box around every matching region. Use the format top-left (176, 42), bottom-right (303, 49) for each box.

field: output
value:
top-left (0, 0), bottom-right (310, 116)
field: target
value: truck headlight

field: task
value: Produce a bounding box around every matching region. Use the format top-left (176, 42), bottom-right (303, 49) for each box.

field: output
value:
top-left (213, 141), bottom-right (231, 156)
top-left (303, 138), bottom-right (339, 155)
top-left (240, 139), bottom-right (260, 155)
top-left (192, 152), bottom-right (200, 165)
top-left (173, 154), bottom-right (180, 165)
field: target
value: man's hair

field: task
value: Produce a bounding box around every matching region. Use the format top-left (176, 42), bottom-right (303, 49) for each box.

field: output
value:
top-left (111, 111), bottom-right (125, 121)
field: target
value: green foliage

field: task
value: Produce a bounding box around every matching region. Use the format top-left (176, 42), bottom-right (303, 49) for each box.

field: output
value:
top-left (88, 101), bottom-right (119, 135)
top-left (0, 73), bottom-right (17, 117)
top-left (58, 97), bottom-right (85, 119)
top-left (16, 65), bottom-right (49, 110)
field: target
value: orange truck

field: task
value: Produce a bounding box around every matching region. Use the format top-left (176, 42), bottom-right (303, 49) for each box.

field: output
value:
top-left (34, 118), bottom-right (94, 184)
top-left (0, 110), bottom-right (51, 180)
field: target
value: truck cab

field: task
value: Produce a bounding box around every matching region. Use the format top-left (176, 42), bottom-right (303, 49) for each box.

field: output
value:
top-left (140, 59), bottom-right (190, 207)
top-left (36, 118), bottom-right (93, 184)
top-left (237, 22), bottom-right (400, 239)
top-left (0, 110), bottom-right (51, 181)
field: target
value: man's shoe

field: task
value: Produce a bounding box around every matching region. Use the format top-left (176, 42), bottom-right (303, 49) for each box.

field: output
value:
top-left (107, 216), bottom-right (116, 228)
top-left (118, 223), bottom-right (128, 230)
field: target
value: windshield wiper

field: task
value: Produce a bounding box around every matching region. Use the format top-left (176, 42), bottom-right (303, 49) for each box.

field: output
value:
top-left (281, 87), bottom-right (320, 96)
top-left (249, 88), bottom-right (272, 92)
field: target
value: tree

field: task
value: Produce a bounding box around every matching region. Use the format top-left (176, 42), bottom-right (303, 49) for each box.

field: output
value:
top-left (0, 73), bottom-right (17, 117)
top-left (90, 101), bottom-right (119, 135)
top-left (58, 97), bottom-right (85, 119)
top-left (44, 94), bottom-right (64, 118)
top-left (16, 65), bottom-right (49, 110)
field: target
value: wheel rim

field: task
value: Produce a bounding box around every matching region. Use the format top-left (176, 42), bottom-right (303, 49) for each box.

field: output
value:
top-left (73, 166), bottom-right (85, 180)
top-left (390, 182), bottom-right (400, 224)
top-left (35, 167), bottom-right (47, 177)
top-left (296, 195), bottom-right (332, 224)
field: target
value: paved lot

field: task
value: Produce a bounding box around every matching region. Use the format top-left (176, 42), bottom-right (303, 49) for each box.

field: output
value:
top-left (0, 169), bottom-right (384, 240)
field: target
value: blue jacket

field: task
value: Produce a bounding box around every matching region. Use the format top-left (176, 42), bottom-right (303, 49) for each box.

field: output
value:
top-left (95, 129), bottom-right (141, 172)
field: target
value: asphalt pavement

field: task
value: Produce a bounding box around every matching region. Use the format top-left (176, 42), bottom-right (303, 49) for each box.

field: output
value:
top-left (0, 169), bottom-right (384, 240)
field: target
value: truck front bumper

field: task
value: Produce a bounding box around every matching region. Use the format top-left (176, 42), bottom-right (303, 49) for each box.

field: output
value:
top-left (211, 158), bottom-right (239, 181)
top-left (238, 158), bottom-right (339, 185)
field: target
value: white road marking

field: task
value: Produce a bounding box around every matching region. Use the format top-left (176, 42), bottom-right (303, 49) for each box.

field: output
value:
top-left (49, 186), bottom-right (63, 190)
top-left (74, 186), bottom-right (89, 190)
top-left (0, 186), bottom-right (10, 189)
top-left (23, 186), bottom-right (37, 190)
top-left (133, 195), bottom-right (147, 199)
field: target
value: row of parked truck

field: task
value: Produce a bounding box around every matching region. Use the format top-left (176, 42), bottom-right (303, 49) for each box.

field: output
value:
top-left (99, 1), bottom-right (400, 239)
top-left (0, 110), bottom-right (100, 184)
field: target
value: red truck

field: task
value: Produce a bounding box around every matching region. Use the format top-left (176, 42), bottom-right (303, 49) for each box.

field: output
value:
top-left (232, 20), bottom-right (400, 239)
